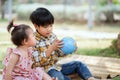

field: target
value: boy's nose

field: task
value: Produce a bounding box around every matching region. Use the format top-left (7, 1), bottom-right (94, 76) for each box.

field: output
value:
top-left (47, 26), bottom-right (52, 31)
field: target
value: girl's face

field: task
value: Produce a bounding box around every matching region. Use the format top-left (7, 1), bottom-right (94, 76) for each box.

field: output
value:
top-left (36, 24), bottom-right (53, 37)
top-left (25, 28), bottom-right (36, 47)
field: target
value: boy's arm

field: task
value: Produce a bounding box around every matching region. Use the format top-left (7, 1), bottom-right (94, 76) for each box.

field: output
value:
top-left (45, 39), bottom-right (63, 57)
top-left (56, 49), bottom-right (66, 57)
top-left (45, 46), bottom-right (54, 57)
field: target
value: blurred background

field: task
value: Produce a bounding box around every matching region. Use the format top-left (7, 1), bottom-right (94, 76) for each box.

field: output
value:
top-left (0, 0), bottom-right (120, 69)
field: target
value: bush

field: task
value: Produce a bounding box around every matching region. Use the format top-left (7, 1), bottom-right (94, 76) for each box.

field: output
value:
top-left (100, 33), bottom-right (120, 57)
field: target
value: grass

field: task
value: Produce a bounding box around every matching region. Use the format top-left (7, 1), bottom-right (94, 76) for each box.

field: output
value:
top-left (112, 76), bottom-right (120, 80)
top-left (77, 47), bottom-right (120, 58)
top-left (0, 18), bottom-right (7, 22)
top-left (76, 39), bottom-right (120, 58)
top-left (0, 32), bottom-right (10, 41)
top-left (0, 61), bottom-right (3, 69)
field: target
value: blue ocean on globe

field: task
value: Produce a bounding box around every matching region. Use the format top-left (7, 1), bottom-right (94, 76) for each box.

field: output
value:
top-left (60, 37), bottom-right (77, 54)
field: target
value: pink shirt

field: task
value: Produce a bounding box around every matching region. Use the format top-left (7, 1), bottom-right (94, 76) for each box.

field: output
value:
top-left (2, 48), bottom-right (43, 80)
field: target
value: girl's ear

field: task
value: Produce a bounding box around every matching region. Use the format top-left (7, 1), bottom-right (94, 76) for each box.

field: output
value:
top-left (22, 39), bottom-right (28, 45)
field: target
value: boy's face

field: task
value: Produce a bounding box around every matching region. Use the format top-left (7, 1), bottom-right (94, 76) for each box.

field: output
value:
top-left (35, 24), bottom-right (53, 37)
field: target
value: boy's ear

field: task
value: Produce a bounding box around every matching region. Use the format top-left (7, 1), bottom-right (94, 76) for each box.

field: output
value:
top-left (33, 24), bottom-right (38, 29)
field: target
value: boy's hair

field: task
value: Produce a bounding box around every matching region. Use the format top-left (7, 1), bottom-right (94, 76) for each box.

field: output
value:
top-left (30, 7), bottom-right (54, 27)
top-left (7, 20), bottom-right (31, 46)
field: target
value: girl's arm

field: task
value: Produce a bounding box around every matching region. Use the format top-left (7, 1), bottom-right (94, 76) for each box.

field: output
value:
top-left (4, 53), bottom-right (19, 80)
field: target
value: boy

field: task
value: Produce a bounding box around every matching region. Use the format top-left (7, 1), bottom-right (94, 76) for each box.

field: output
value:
top-left (30, 7), bottom-right (96, 80)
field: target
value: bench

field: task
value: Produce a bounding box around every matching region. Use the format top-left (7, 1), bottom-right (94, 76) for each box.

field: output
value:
top-left (57, 55), bottom-right (120, 79)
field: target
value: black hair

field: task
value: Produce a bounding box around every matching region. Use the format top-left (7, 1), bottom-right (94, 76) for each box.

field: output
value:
top-left (7, 20), bottom-right (31, 46)
top-left (30, 7), bottom-right (54, 27)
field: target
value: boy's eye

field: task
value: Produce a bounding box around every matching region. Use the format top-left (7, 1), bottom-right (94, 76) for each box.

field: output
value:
top-left (44, 24), bottom-right (52, 28)
top-left (44, 25), bottom-right (48, 28)
top-left (49, 24), bottom-right (52, 27)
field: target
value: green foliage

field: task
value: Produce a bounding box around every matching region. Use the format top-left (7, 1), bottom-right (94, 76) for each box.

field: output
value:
top-left (113, 0), bottom-right (120, 4)
top-left (99, 0), bottom-right (108, 6)
top-left (77, 47), bottom-right (120, 58)
top-left (0, 61), bottom-right (4, 69)
top-left (77, 48), bottom-right (102, 56)
top-left (97, 39), bottom-right (120, 58)
top-left (111, 39), bottom-right (120, 55)
top-left (111, 39), bottom-right (117, 47)
top-left (46, 0), bottom-right (53, 5)
top-left (76, 39), bottom-right (120, 58)
top-left (112, 75), bottom-right (120, 80)
top-left (99, 0), bottom-right (120, 5)
top-left (100, 46), bottom-right (117, 57)
top-left (0, 18), bottom-right (7, 22)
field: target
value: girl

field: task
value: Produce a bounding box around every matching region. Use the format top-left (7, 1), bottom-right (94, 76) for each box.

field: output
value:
top-left (2, 20), bottom-right (57, 80)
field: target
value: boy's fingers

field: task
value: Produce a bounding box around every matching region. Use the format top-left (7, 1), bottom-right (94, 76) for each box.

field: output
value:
top-left (55, 77), bottom-right (58, 80)
top-left (52, 77), bottom-right (58, 80)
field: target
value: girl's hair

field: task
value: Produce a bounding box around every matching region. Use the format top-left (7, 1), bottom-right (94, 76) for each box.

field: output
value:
top-left (7, 20), bottom-right (31, 46)
top-left (30, 7), bottom-right (54, 27)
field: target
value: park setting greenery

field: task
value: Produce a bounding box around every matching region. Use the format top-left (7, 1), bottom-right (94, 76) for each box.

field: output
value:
top-left (0, 0), bottom-right (120, 79)
top-left (0, 20), bottom-right (120, 69)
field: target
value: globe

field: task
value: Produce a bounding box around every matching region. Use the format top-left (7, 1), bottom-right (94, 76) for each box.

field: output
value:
top-left (60, 37), bottom-right (77, 54)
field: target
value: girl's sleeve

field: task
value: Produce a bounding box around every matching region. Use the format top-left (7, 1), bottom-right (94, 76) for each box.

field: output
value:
top-left (2, 48), bottom-right (13, 66)
top-left (2, 48), bottom-right (21, 66)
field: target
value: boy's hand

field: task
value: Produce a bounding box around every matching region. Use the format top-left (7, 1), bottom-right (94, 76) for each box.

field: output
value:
top-left (51, 39), bottom-right (63, 51)
top-left (46, 39), bottom-right (63, 57)
top-left (52, 77), bottom-right (58, 80)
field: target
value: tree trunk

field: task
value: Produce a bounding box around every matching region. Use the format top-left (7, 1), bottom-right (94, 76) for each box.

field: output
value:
top-left (106, 0), bottom-right (114, 23)
top-left (117, 33), bottom-right (120, 55)
top-left (107, 0), bottom-right (113, 4)
top-left (1, 0), bottom-right (5, 19)
top-left (105, 12), bottom-right (114, 23)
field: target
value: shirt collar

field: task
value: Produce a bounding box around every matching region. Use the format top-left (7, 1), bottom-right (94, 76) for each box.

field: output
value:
top-left (34, 30), bottom-right (52, 40)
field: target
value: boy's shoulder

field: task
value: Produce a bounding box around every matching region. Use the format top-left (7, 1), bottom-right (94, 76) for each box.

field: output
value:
top-left (34, 32), bottom-right (57, 40)
top-left (49, 33), bottom-right (57, 39)
top-left (51, 32), bottom-right (57, 37)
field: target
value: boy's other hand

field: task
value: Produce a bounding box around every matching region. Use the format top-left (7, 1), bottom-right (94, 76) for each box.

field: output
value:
top-left (52, 77), bottom-right (58, 80)
top-left (51, 39), bottom-right (63, 51)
